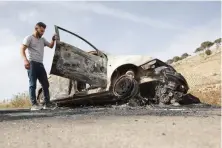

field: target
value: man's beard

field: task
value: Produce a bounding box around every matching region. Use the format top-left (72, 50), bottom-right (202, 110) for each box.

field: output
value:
top-left (36, 31), bottom-right (43, 38)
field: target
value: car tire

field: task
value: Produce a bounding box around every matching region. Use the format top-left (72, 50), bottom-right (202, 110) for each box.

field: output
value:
top-left (111, 70), bottom-right (139, 101)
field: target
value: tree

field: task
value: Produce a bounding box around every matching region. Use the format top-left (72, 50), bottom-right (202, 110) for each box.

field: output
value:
top-left (166, 59), bottom-right (173, 64)
top-left (200, 41), bottom-right (214, 50)
top-left (205, 49), bottom-right (212, 55)
top-left (173, 56), bottom-right (181, 62)
top-left (214, 38), bottom-right (221, 49)
top-left (214, 38), bottom-right (221, 44)
top-left (194, 47), bottom-right (203, 53)
top-left (181, 53), bottom-right (189, 59)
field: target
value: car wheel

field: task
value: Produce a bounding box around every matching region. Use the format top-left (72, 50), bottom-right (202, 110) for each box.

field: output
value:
top-left (111, 70), bottom-right (139, 101)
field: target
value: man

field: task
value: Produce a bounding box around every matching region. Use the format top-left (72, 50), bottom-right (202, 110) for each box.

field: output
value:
top-left (20, 22), bottom-right (57, 110)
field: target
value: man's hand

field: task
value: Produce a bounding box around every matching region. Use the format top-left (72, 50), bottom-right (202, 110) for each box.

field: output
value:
top-left (52, 34), bottom-right (58, 41)
top-left (24, 59), bottom-right (30, 69)
top-left (47, 34), bottom-right (58, 49)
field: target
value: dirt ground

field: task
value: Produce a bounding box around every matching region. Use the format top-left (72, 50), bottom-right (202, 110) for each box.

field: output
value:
top-left (0, 106), bottom-right (221, 148)
top-left (172, 48), bottom-right (221, 105)
top-left (0, 114), bottom-right (220, 148)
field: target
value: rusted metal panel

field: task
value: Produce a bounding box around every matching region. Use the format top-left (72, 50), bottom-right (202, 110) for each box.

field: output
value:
top-left (50, 41), bottom-right (107, 88)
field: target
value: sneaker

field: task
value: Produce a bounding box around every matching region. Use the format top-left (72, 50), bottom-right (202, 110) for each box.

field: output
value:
top-left (31, 104), bottom-right (43, 111)
top-left (43, 102), bottom-right (57, 110)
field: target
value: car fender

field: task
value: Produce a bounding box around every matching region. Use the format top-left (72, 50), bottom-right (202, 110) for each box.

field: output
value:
top-left (105, 55), bottom-right (154, 90)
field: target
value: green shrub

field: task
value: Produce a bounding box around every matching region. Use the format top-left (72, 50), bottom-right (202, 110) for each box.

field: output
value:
top-left (173, 56), bottom-right (181, 62)
top-left (214, 38), bottom-right (221, 44)
top-left (195, 47), bottom-right (203, 53)
top-left (205, 49), bottom-right (212, 55)
top-left (181, 53), bottom-right (189, 59)
top-left (200, 41), bottom-right (214, 50)
top-left (166, 59), bottom-right (173, 64)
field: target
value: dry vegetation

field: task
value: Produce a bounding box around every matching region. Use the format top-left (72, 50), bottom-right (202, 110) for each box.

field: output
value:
top-left (0, 93), bottom-right (31, 109)
top-left (172, 48), bottom-right (221, 106)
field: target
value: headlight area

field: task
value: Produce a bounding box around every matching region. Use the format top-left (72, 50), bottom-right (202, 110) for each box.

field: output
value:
top-left (140, 60), bottom-right (156, 70)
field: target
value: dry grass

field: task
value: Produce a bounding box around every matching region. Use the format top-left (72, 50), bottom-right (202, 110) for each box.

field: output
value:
top-left (0, 93), bottom-right (31, 109)
top-left (172, 49), bottom-right (221, 106)
top-left (189, 89), bottom-right (221, 106)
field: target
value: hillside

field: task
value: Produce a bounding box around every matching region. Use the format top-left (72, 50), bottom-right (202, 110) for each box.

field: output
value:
top-left (171, 48), bottom-right (221, 105)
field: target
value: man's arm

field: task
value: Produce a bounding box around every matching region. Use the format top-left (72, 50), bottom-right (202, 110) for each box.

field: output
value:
top-left (21, 36), bottom-right (31, 69)
top-left (20, 44), bottom-right (30, 69)
top-left (47, 40), bottom-right (55, 49)
top-left (20, 44), bottom-right (28, 60)
top-left (44, 34), bottom-right (57, 49)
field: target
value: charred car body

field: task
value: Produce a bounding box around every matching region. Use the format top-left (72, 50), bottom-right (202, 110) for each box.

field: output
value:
top-left (37, 26), bottom-right (189, 107)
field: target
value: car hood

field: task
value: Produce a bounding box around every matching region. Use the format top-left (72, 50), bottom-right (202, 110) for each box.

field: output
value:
top-left (107, 55), bottom-right (154, 67)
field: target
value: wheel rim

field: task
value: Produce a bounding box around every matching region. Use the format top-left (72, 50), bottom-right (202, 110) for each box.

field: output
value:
top-left (114, 77), bottom-right (133, 96)
top-left (113, 75), bottom-right (139, 100)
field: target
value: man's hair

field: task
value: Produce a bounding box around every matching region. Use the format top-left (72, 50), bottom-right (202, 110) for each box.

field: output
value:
top-left (36, 22), bottom-right (46, 29)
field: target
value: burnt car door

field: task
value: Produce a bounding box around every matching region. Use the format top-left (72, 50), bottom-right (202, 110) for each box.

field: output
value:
top-left (50, 26), bottom-right (107, 88)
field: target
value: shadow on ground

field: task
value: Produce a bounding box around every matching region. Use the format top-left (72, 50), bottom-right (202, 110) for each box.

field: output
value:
top-left (180, 93), bottom-right (201, 105)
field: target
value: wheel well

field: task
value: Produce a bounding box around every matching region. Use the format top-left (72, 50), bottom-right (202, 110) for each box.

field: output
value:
top-left (110, 64), bottom-right (138, 86)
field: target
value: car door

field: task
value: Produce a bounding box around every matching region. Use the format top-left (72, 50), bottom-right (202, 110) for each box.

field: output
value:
top-left (50, 26), bottom-right (107, 88)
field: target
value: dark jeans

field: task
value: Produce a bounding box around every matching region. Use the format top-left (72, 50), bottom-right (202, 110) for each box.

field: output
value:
top-left (27, 61), bottom-right (50, 105)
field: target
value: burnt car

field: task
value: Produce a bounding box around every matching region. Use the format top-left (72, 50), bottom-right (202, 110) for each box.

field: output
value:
top-left (36, 25), bottom-right (189, 106)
